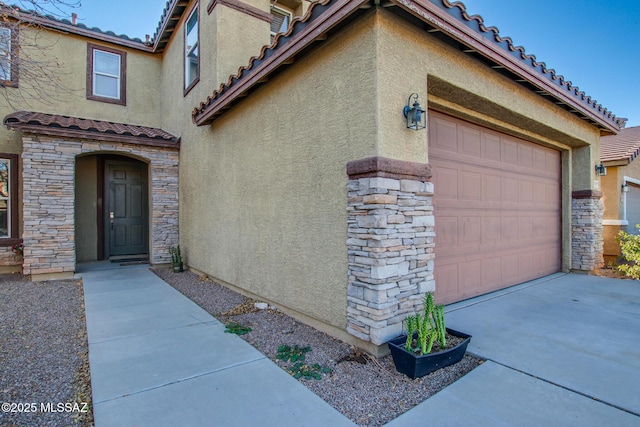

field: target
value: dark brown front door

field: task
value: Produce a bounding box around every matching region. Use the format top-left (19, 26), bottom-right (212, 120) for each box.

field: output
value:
top-left (106, 160), bottom-right (148, 257)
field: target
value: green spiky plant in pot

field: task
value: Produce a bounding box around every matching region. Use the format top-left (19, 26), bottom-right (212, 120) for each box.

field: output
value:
top-left (387, 292), bottom-right (471, 379)
top-left (169, 245), bottom-right (183, 273)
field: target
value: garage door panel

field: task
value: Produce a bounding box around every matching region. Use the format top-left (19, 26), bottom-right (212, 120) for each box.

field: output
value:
top-left (482, 216), bottom-right (501, 243)
top-left (436, 216), bottom-right (458, 246)
top-left (534, 182), bottom-right (547, 204)
top-left (461, 216), bottom-right (481, 244)
top-left (501, 253), bottom-right (520, 283)
top-left (430, 110), bottom-right (561, 304)
top-left (518, 144), bottom-right (534, 169)
top-left (519, 252), bottom-right (534, 278)
top-left (432, 117), bottom-right (458, 152)
top-left (502, 216), bottom-right (518, 241)
top-left (483, 257), bottom-right (502, 286)
top-left (519, 179), bottom-right (534, 204)
top-left (460, 126), bottom-right (481, 156)
top-left (462, 171), bottom-right (482, 200)
top-left (546, 151), bottom-right (559, 173)
top-left (435, 167), bottom-right (458, 199)
top-left (460, 259), bottom-right (482, 291)
top-left (547, 182), bottom-right (559, 205)
top-left (484, 174), bottom-right (501, 201)
top-left (518, 216), bottom-right (534, 240)
top-left (533, 147), bottom-right (547, 170)
top-left (503, 178), bottom-right (519, 203)
top-left (483, 133), bottom-right (501, 161)
top-left (502, 139), bottom-right (519, 165)
top-left (434, 262), bottom-right (460, 301)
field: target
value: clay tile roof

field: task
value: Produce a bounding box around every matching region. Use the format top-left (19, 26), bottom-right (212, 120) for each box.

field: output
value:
top-left (601, 126), bottom-right (640, 164)
top-left (4, 111), bottom-right (180, 149)
top-left (0, 3), bottom-right (153, 50)
top-left (192, 0), bottom-right (625, 133)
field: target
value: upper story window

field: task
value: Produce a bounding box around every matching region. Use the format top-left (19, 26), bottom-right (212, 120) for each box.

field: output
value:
top-left (184, 6), bottom-right (199, 93)
top-left (87, 43), bottom-right (127, 105)
top-left (0, 154), bottom-right (18, 242)
top-left (0, 26), bottom-right (18, 87)
top-left (270, 6), bottom-right (292, 41)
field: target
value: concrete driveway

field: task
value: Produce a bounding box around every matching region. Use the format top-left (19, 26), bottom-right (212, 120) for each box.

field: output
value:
top-left (387, 273), bottom-right (640, 426)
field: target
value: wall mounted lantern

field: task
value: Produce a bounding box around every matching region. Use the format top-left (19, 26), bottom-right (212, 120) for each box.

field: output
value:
top-left (403, 93), bottom-right (426, 130)
top-left (622, 183), bottom-right (630, 193)
top-left (595, 162), bottom-right (607, 177)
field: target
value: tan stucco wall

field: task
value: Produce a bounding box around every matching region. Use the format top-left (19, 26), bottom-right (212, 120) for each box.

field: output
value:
top-left (214, 3), bottom-right (271, 86)
top-left (75, 155), bottom-right (98, 262)
top-left (177, 10), bottom-right (381, 336)
top-left (0, 26), bottom-right (161, 130)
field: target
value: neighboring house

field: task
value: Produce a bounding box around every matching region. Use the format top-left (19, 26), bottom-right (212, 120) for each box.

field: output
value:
top-left (0, 0), bottom-right (625, 353)
top-left (600, 126), bottom-right (640, 263)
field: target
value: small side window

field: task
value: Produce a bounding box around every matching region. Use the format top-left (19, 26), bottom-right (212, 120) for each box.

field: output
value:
top-left (184, 5), bottom-right (199, 94)
top-left (0, 154), bottom-right (18, 242)
top-left (0, 26), bottom-right (18, 87)
top-left (87, 43), bottom-right (127, 105)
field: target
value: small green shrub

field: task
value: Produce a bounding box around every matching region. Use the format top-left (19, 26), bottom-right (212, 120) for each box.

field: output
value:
top-left (276, 345), bottom-right (311, 362)
top-left (617, 227), bottom-right (640, 279)
top-left (288, 362), bottom-right (331, 380)
top-left (224, 321), bottom-right (252, 335)
top-left (276, 345), bottom-right (331, 380)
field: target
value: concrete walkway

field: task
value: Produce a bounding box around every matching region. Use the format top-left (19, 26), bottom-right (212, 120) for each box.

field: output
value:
top-left (82, 264), bottom-right (640, 426)
top-left (81, 263), bottom-right (355, 426)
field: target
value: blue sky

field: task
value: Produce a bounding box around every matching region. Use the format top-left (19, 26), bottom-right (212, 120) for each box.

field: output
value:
top-left (62, 0), bottom-right (639, 127)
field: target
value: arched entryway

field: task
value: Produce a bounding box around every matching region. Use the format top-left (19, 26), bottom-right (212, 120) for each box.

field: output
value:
top-left (76, 154), bottom-right (150, 263)
top-left (5, 110), bottom-right (180, 279)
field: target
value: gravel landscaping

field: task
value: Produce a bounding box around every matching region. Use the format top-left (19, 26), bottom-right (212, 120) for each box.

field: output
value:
top-left (0, 274), bottom-right (93, 427)
top-left (0, 267), bottom-right (480, 427)
top-left (154, 267), bottom-right (482, 427)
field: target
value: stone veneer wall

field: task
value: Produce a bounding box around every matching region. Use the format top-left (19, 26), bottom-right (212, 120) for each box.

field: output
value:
top-left (346, 157), bottom-right (434, 345)
top-left (571, 190), bottom-right (604, 271)
top-left (21, 135), bottom-right (179, 277)
top-left (0, 247), bottom-right (21, 272)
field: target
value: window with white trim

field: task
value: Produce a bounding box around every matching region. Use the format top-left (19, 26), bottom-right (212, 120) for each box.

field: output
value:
top-left (0, 154), bottom-right (18, 241)
top-left (0, 26), bottom-right (18, 86)
top-left (270, 6), bottom-right (292, 41)
top-left (0, 158), bottom-right (10, 238)
top-left (87, 44), bottom-right (126, 105)
top-left (184, 6), bottom-right (199, 91)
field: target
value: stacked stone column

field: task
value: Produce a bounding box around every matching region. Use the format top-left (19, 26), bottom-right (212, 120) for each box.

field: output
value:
top-left (346, 157), bottom-right (434, 345)
top-left (571, 190), bottom-right (604, 271)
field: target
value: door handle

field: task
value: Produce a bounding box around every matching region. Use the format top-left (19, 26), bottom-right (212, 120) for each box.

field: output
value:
top-left (110, 211), bottom-right (114, 230)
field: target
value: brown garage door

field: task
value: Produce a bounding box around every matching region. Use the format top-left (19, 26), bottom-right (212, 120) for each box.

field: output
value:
top-left (429, 111), bottom-right (561, 304)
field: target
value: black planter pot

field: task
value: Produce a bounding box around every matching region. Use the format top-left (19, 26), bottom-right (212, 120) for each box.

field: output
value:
top-left (172, 262), bottom-right (184, 273)
top-left (387, 328), bottom-right (471, 379)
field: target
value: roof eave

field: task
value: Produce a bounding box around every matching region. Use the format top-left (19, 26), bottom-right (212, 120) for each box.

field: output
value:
top-left (193, 0), bottom-right (369, 126)
top-left (391, 0), bottom-right (621, 133)
top-left (5, 122), bottom-right (181, 149)
top-left (1, 5), bottom-right (153, 52)
top-left (152, 0), bottom-right (190, 52)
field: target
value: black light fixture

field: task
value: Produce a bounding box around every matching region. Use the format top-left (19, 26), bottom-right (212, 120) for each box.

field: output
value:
top-left (622, 183), bottom-right (629, 193)
top-left (595, 162), bottom-right (607, 176)
top-left (403, 93), bottom-right (426, 130)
